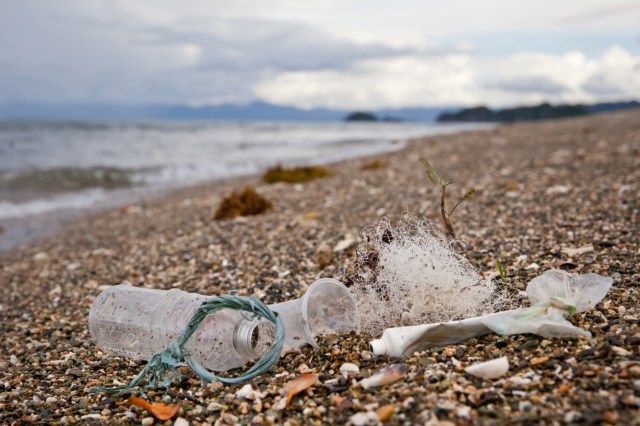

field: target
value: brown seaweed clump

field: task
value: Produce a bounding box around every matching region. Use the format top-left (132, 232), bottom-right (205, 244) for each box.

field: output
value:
top-left (214, 187), bottom-right (272, 220)
top-left (360, 160), bottom-right (385, 171)
top-left (262, 165), bottom-right (334, 184)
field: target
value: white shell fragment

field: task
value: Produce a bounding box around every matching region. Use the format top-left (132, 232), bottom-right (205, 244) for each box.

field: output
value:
top-left (333, 233), bottom-right (357, 252)
top-left (339, 362), bottom-right (360, 378)
top-left (235, 384), bottom-right (265, 400)
top-left (360, 364), bottom-right (407, 389)
top-left (464, 356), bottom-right (510, 379)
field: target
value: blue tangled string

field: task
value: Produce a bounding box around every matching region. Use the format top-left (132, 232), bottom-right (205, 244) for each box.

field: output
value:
top-left (92, 295), bottom-right (284, 393)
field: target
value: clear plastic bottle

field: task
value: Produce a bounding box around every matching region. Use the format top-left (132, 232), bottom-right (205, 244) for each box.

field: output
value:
top-left (89, 278), bottom-right (360, 371)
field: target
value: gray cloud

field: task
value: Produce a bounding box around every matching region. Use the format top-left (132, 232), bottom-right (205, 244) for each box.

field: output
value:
top-left (0, 0), bottom-right (638, 108)
top-left (145, 18), bottom-right (411, 72)
top-left (486, 77), bottom-right (568, 94)
top-left (0, 2), bottom-right (417, 104)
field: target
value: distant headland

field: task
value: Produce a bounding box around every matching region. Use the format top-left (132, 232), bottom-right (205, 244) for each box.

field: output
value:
top-left (436, 100), bottom-right (640, 123)
top-left (343, 112), bottom-right (403, 122)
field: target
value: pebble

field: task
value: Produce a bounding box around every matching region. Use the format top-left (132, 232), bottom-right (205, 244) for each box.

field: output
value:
top-left (530, 357), bottom-right (549, 366)
top-left (339, 363), bottom-right (360, 378)
top-left (174, 417), bottom-right (189, 426)
top-left (80, 414), bottom-right (102, 420)
top-left (349, 411), bottom-right (379, 426)
top-left (141, 417), bottom-right (155, 425)
top-left (464, 357), bottom-right (509, 379)
top-left (314, 242), bottom-right (334, 268)
top-left (611, 346), bottom-right (632, 357)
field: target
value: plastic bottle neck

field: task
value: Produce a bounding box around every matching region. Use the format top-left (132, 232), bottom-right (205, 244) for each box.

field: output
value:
top-left (232, 319), bottom-right (261, 359)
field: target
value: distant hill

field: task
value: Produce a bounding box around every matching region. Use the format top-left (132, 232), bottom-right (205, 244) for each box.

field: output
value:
top-left (437, 101), bottom-right (640, 123)
top-left (345, 111), bottom-right (378, 121)
top-left (0, 101), bottom-right (448, 122)
top-left (0, 101), bottom-right (345, 122)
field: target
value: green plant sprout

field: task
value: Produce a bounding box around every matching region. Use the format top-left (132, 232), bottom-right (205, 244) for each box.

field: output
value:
top-left (497, 259), bottom-right (507, 286)
top-left (420, 158), bottom-right (476, 247)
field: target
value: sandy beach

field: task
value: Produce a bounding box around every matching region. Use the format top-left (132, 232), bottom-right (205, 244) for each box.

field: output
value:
top-left (1, 110), bottom-right (638, 424)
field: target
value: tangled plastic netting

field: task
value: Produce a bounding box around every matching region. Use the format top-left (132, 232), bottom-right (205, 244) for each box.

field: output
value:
top-left (343, 214), bottom-right (509, 337)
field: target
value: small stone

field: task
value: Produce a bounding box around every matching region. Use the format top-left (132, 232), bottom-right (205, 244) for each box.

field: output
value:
top-left (33, 252), bottom-right (48, 261)
top-left (207, 402), bottom-right (227, 412)
top-left (66, 262), bottom-right (80, 271)
top-left (621, 394), bottom-right (640, 407)
top-left (236, 384), bottom-right (254, 399)
top-left (508, 376), bottom-right (532, 385)
top-left (578, 348), bottom-right (596, 359)
top-left (349, 411), bottom-right (379, 426)
top-left (602, 411), bottom-right (619, 423)
top-left (66, 368), bottom-right (82, 377)
top-left (530, 357), bottom-right (549, 366)
top-left (80, 414), bottom-right (102, 420)
top-left (546, 185), bottom-right (570, 195)
top-left (376, 404), bottom-right (395, 422)
top-left (174, 417), bottom-right (189, 426)
top-left (235, 384), bottom-right (265, 400)
top-left (518, 400), bottom-right (533, 412)
top-left (340, 363), bottom-right (360, 378)
top-left (564, 411), bottom-right (580, 423)
top-left (561, 245), bottom-right (594, 257)
top-left (314, 242), bottom-right (334, 268)
top-left (9, 355), bottom-right (18, 365)
top-left (45, 397), bottom-right (58, 404)
top-left (517, 340), bottom-right (539, 351)
top-left (611, 346), bottom-right (632, 357)
top-left (141, 417), bottom-right (155, 425)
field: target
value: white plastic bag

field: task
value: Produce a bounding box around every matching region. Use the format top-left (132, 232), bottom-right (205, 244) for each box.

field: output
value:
top-left (482, 269), bottom-right (613, 338)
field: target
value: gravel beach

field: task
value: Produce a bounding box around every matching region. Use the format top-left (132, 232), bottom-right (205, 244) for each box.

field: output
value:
top-left (1, 111), bottom-right (639, 425)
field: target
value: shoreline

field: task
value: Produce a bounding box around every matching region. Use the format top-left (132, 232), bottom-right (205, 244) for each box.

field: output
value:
top-left (1, 111), bottom-right (638, 424)
top-left (0, 122), bottom-right (493, 253)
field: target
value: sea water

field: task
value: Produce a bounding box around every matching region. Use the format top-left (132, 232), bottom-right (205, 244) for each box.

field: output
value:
top-left (0, 120), bottom-right (492, 250)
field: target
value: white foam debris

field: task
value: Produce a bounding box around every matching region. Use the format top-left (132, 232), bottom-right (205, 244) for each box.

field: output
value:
top-left (346, 215), bottom-right (508, 336)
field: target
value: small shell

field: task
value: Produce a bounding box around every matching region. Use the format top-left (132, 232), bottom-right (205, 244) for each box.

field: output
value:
top-left (333, 233), bottom-right (357, 252)
top-left (464, 356), bottom-right (509, 379)
top-left (508, 375), bottom-right (532, 385)
top-left (339, 362), bottom-right (360, 378)
top-left (360, 364), bottom-right (407, 389)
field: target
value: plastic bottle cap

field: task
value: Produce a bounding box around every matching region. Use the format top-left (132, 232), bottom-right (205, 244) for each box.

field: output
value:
top-left (369, 339), bottom-right (387, 356)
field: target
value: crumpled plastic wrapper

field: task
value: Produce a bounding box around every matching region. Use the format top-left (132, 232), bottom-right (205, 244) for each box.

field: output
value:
top-left (370, 269), bottom-right (613, 358)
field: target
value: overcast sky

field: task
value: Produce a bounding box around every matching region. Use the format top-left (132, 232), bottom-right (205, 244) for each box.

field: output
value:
top-left (1, 0), bottom-right (639, 109)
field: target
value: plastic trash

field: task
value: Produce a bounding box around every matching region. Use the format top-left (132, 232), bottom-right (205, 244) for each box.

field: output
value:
top-left (89, 278), bottom-right (360, 371)
top-left (370, 269), bottom-right (613, 358)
